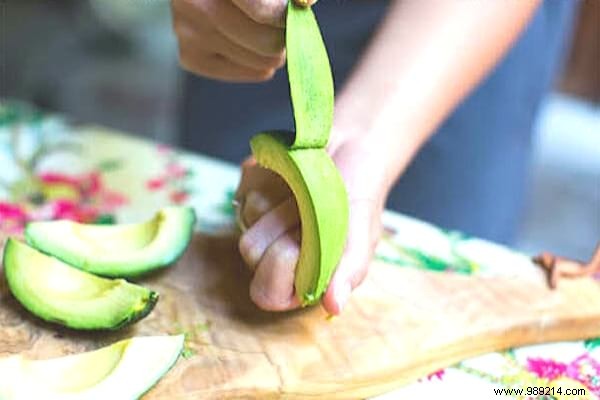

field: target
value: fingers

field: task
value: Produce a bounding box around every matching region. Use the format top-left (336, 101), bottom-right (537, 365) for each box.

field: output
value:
top-left (242, 191), bottom-right (274, 227)
top-left (179, 46), bottom-right (277, 82)
top-left (171, 0), bottom-right (286, 82)
top-left (245, 196), bottom-right (381, 314)
top-left (234, 160), bottom-right (302, 311)
top-left (294, 0), bottom-right (319, 7)
top-left (231, 0), bottom-right (287, 27)
top-left (171, 0), bottom-right (321, 83)
top-left (235, 164), bottom-right (292, 227)
top-left (322, 199), bottom-right (382, 315)
top-left (239, 196), bottom-right (299, 270)
top-left (177, 20), bottom-right (285, 72)
top-left (231, 0), bottom-right (320, 28)
top-left (206, 0), bottom-right (285, 57)
top-left (250, 229), bottom-right (302, 311)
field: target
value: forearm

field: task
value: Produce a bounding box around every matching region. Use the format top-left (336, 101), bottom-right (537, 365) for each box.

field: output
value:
top-left (331, 0), bottom-right (541, 194)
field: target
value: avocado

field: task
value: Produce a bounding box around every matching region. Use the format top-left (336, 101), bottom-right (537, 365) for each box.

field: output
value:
top-left (250, 132), bottom-right (348, 305)
top-left (0, 335), bottom-right (184, 400)
top-left (3, 239), bottom-right (158, 330)
top-left (25, 206), bottom-right (196, 278)
top-left (246, 3), bottom-right (349, 305)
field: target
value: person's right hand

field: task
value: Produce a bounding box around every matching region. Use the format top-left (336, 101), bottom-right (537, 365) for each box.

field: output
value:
top-left (171, 0), bottom-right (317, 82)
top-left (234, 131), bottom-right (387, 314)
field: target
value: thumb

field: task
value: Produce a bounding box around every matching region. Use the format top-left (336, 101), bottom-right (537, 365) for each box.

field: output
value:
top-left (321, 199), bottom-right (382, 315)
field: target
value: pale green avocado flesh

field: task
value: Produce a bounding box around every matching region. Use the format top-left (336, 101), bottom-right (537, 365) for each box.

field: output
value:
top-left (25, 206), bottom-right (196, 278)
top-left (3, 239), bottom-right (158, 330)
top-left (251, 132), bottom-right (349, 305)
top-left (247, 4), bottom-right (349, 305)
top-left (0, 335), bottom-right (184, 400)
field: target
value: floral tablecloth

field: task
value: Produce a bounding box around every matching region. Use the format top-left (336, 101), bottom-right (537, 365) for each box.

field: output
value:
top-left (0, 102), bottom-right (598, 400)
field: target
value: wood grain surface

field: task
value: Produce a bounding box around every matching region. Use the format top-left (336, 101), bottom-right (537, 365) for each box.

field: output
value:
top-left (1, 234), bottom-right (599, 399)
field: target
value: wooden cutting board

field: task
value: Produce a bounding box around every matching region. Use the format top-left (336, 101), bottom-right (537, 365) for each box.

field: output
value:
top-left (1, 233), bottom-right (599, 399)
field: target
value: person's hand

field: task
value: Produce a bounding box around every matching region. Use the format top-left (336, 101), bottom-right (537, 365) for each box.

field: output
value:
top-left (171, 0), bottom-right (318, 82)
top-left (235, 134), bottom-right (386, 314)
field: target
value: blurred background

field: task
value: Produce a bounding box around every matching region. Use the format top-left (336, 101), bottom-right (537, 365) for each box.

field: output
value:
top-left (2, 0), bottom-right (598, 259)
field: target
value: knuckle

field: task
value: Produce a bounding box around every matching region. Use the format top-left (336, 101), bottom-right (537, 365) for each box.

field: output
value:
top-left (255, 68), bottom-right (276, 81)
top-left (274, 53), bottom-right (287, 68)
top-left (249, 283), bottom-right (289, 311)
top-left (238, 234), bottom-right (261, 267)
top-left (271, 251), bottom-right (289, 271)
top-left (245, 0), bottom-right (285, 25)
top-left (172, 15), bottom-right (194, 39)
top-left (178, 50), bottom-right (194, 72)
top-left (271, 241), bottom-right (298, 270)
top-left (244, 191), bottom-right (271, 222)
top-left (177, 46), bottom-right (195, 71)
top-left (262, 54), bottom-right (285, 70)
top-left (251, 5), bottom-right (278, 25)
top-left (176, 39), bottom-right (214, 76)
top-left (178, 52), bottom-right (208, 77)
top-left (265, 34), bottom-right (285, 56)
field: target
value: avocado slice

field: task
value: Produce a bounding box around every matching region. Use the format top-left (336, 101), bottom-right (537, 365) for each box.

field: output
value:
top-left (25, 206), bottom-right (196, 278)
top-left (250, 132), bottom-right (349, 305)
top-left (0, 335), bottom-right (184, 400)
top-left (3, 239), bottom-right (158, 330)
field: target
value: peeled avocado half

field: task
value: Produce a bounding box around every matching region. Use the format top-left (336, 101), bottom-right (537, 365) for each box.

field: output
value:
top-left (25, 206), bottom-right (196, 278)
top-left (0, 335), bottom-right (184, 400)
top-left (251, 132), bottom-right (348, 305)
top-left (3, 239), bottom-right (158, 330)
top-left (249, 3), bottom-right (349, 305)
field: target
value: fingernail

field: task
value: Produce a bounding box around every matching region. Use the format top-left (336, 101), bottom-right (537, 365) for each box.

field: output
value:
top-left (335, 282), bottom-right (351, 312)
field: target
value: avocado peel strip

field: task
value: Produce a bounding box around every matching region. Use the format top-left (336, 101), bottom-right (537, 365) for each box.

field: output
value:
top-left (286, 1), bottom-right (334, 149)
top-left (249, 3), bottom-right (349, 306)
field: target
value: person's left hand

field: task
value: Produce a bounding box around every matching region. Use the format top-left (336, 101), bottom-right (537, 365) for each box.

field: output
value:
top-left (171, 0), bottom-right (319, 82)
top-left (235, 136), bottom-right (386, 314)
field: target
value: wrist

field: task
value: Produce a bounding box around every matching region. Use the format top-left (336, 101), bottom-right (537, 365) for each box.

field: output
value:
top-left (330, 94), bottom-right (427, 199)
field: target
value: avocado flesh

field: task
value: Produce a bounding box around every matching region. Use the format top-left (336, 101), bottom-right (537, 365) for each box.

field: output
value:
top-left (0, 335), bottom-right (184, 400)
top-left (250, 132), bottom-right (349, 305)
top-left (25, 206), bottom-right (196, 278)
top-left (3, 239), bottom-right (158, 330)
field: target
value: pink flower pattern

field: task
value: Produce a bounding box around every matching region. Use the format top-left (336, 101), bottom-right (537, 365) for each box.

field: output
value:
top-left (0, 171), bottom-right (127, 235)
top-left (426, 369), bottom-right (446, 381)
top-left (527, 357), bottom-right (568, 381)
top-left (0, 203), bottom-right (28, 234)
top-left (565, 354), bottom-right (600, 396)
top-left (3, 105), bottom-right (599, 398)
top-left (145, 145), bottom-right (194, 205)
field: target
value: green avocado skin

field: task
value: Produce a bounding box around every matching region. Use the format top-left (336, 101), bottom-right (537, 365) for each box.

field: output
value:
top-left (286, 1), bottom-right (334, 149)
top-left (245, 3), bottom-right (348, 306)
top-left (3, 239), bottom-right (158, 331)
top-left (24, 207), bottom-right (196, 279)
top-left (251, 132), bottom-right (349, 305)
